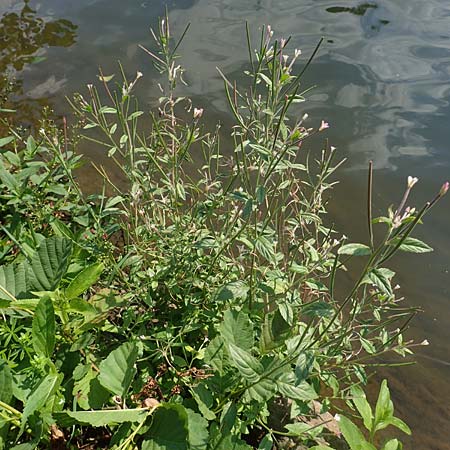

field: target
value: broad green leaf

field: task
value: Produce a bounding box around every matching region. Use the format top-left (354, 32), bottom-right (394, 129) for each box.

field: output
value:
top-left (339, 415), bottom-right (377, 450)
top-left (0, 262), bottom-right (28, 301)
top-left (141, 404), bottom-right (207, 450)
top-left (186, 408), bottom-right (209, 450)
top-left (216, 281), bottom-right (249, 302)
top-left (21, 372), bottom-right (62, 434)
top-left (0, 360), bottom-right (12, 403)
top-left (310, 446), bottom-right (335, 450)
top-left (338, 243), bottom-right (371, 256)
top-left (98, 341), bottom-right (140, 397)
top-left (276, 372), bottom-right (317, 401)
top-left (29, 237), bottom-right (72, 291)
top-left (32, 296), bottom-right (55, 357)
top-left (227, 344), bottom-right (262, 383)
top-left (54, 408), bottom-right (149, 427)
top-left (351, 385), bottom-right (373, 431)
top-left (390, 237), bottom-right (433, 254)
top-left (220, 309), bottom-right (254, 350)
top-left (72, 366), bottom-right (109, 410)
top-left (382, 439), bottom-right (401, 450)
top-left (65, 262), bottom-right (104, 299)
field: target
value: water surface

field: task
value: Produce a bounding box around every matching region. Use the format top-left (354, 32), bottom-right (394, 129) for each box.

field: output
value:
top-left (1, 0), bottom-right (449, 447)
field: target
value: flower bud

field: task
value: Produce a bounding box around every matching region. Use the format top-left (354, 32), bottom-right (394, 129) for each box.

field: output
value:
top-left (439, 181), bottom-right (449, 196)
top-left (193, 107), bottom-right (204, 119)
top-left (319, 120), bottom-right (329, 131)
top-left (407, 176), bottom-right (418, 189)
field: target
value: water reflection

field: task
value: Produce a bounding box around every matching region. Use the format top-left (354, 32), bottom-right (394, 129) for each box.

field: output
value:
top-left (0, 0), bottom-right (77, 128)
top-left (1, 0), bottom-right (450, 447)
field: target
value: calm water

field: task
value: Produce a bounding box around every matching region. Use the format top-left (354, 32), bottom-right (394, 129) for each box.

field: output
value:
top-left (1, 0), bottom-right (450, 447)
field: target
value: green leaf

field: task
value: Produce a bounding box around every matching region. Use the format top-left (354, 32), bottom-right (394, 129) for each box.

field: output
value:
top-left (29, 237), bottom-right (72, 291)
top-left (368, 268), bottom-right (395, 296)
top-left (284, 422), bottom-right (311, 436)
top-left (350, 385), bottom-right (373, 431)
top-left (204, 336), bottom-right (227, 375)
top-left (219, 401), bottom-right (237, 435)
top-left (256, 185), bottom-right (266, 204)
top-left (258, 434), bottom-right (273, 449)
top-left (0, 262), bottom-right (28, 301)
top-left (0, 360), bottom-right (12, 403)
top-left (50, 218), bottom-right (74, 240)
top-left (220, 309), bottom-right (254, 350)
top-left (227, 344), bottom-right (262, 383)
top-left (374, 380), bottom-right (394, 432)
top-left (0, 165), bottom-right (18, 193)
top-left (72, 366), bottom-right (109, 410)
top-left (141, 404), bottom-right (207, 450)
top-left (261, 310), bottom-right (291, 353)
top-left (339, 415), bottom-right (377, 450)
top-left (32, 296), bottom-right (55, 357)
top-left (98, 341), bottom-right (140, 397)
top-left (21, 373), bottom-right (62, 434)
top-left (186, 408), bottom-right (209, 450)
top-left (208, 424), bottom-right (252, 449)
top-left (391, 237), bottom-right (433, 253)
top-left (191, 384), bottom-right (216, 420)
top-left (338, 243), bottom-right (371, 256)
top-left (387, 417), bottom-right (411, 435)
top-left (54, 408), bottom-right (149, 427)
top-left (382, 439), bottom-right (401, 450)
top-left (302, 301), bottom-right (334, 318)
top-left (276, 372), bottom-right (317, 402)
top-left (216, 281), bottom-right (249, 302)
top-left (0, 136), bottom-right (14, 147)
top-left (65, 262), bottom-right (104, 299)
top-left (295, 351), bottom-right (314, 383)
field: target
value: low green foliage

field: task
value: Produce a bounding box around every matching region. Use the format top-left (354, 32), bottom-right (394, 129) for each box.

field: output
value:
top-left (0, 14), bottom-right (447, 449)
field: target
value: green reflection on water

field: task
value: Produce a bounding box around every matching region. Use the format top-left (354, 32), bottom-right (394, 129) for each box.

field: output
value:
top-left (0, 0), bottom-right (77, 129)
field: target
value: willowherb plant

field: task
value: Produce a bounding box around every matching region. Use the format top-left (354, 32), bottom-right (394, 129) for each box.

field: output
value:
top-left (0, 14), bottom-right (447, 450)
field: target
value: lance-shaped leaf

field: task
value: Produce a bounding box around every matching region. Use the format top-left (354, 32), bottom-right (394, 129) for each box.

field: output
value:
top-left (21, 372), bottom-right (62, 434)
top-left (65, 262), bottom-right (104, 299)
top-left (55, 408), bottom-right (150, 427)
top-left (32, 296), bottom-right (55, 357)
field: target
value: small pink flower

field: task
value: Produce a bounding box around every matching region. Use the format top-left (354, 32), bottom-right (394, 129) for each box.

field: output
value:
top-left (193, 108), bottom-right (204, 119)
top-left (439, 181), bottom-right (449, 196)
top-left (319, 120), bottom-right (329, 131)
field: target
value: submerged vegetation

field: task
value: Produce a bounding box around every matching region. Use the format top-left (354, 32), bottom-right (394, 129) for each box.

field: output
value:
top-left (0, 16), bottom-right (447, 450)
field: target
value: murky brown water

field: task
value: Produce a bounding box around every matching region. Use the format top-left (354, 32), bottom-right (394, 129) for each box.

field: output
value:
top-left (1, 0), bottom-right (450, 447)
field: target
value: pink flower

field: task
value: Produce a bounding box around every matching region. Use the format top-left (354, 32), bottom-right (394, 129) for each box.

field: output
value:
top-left (439, 181), bottom-right (449, 196)
top-left (319, 120), bottom-right (329, 131)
